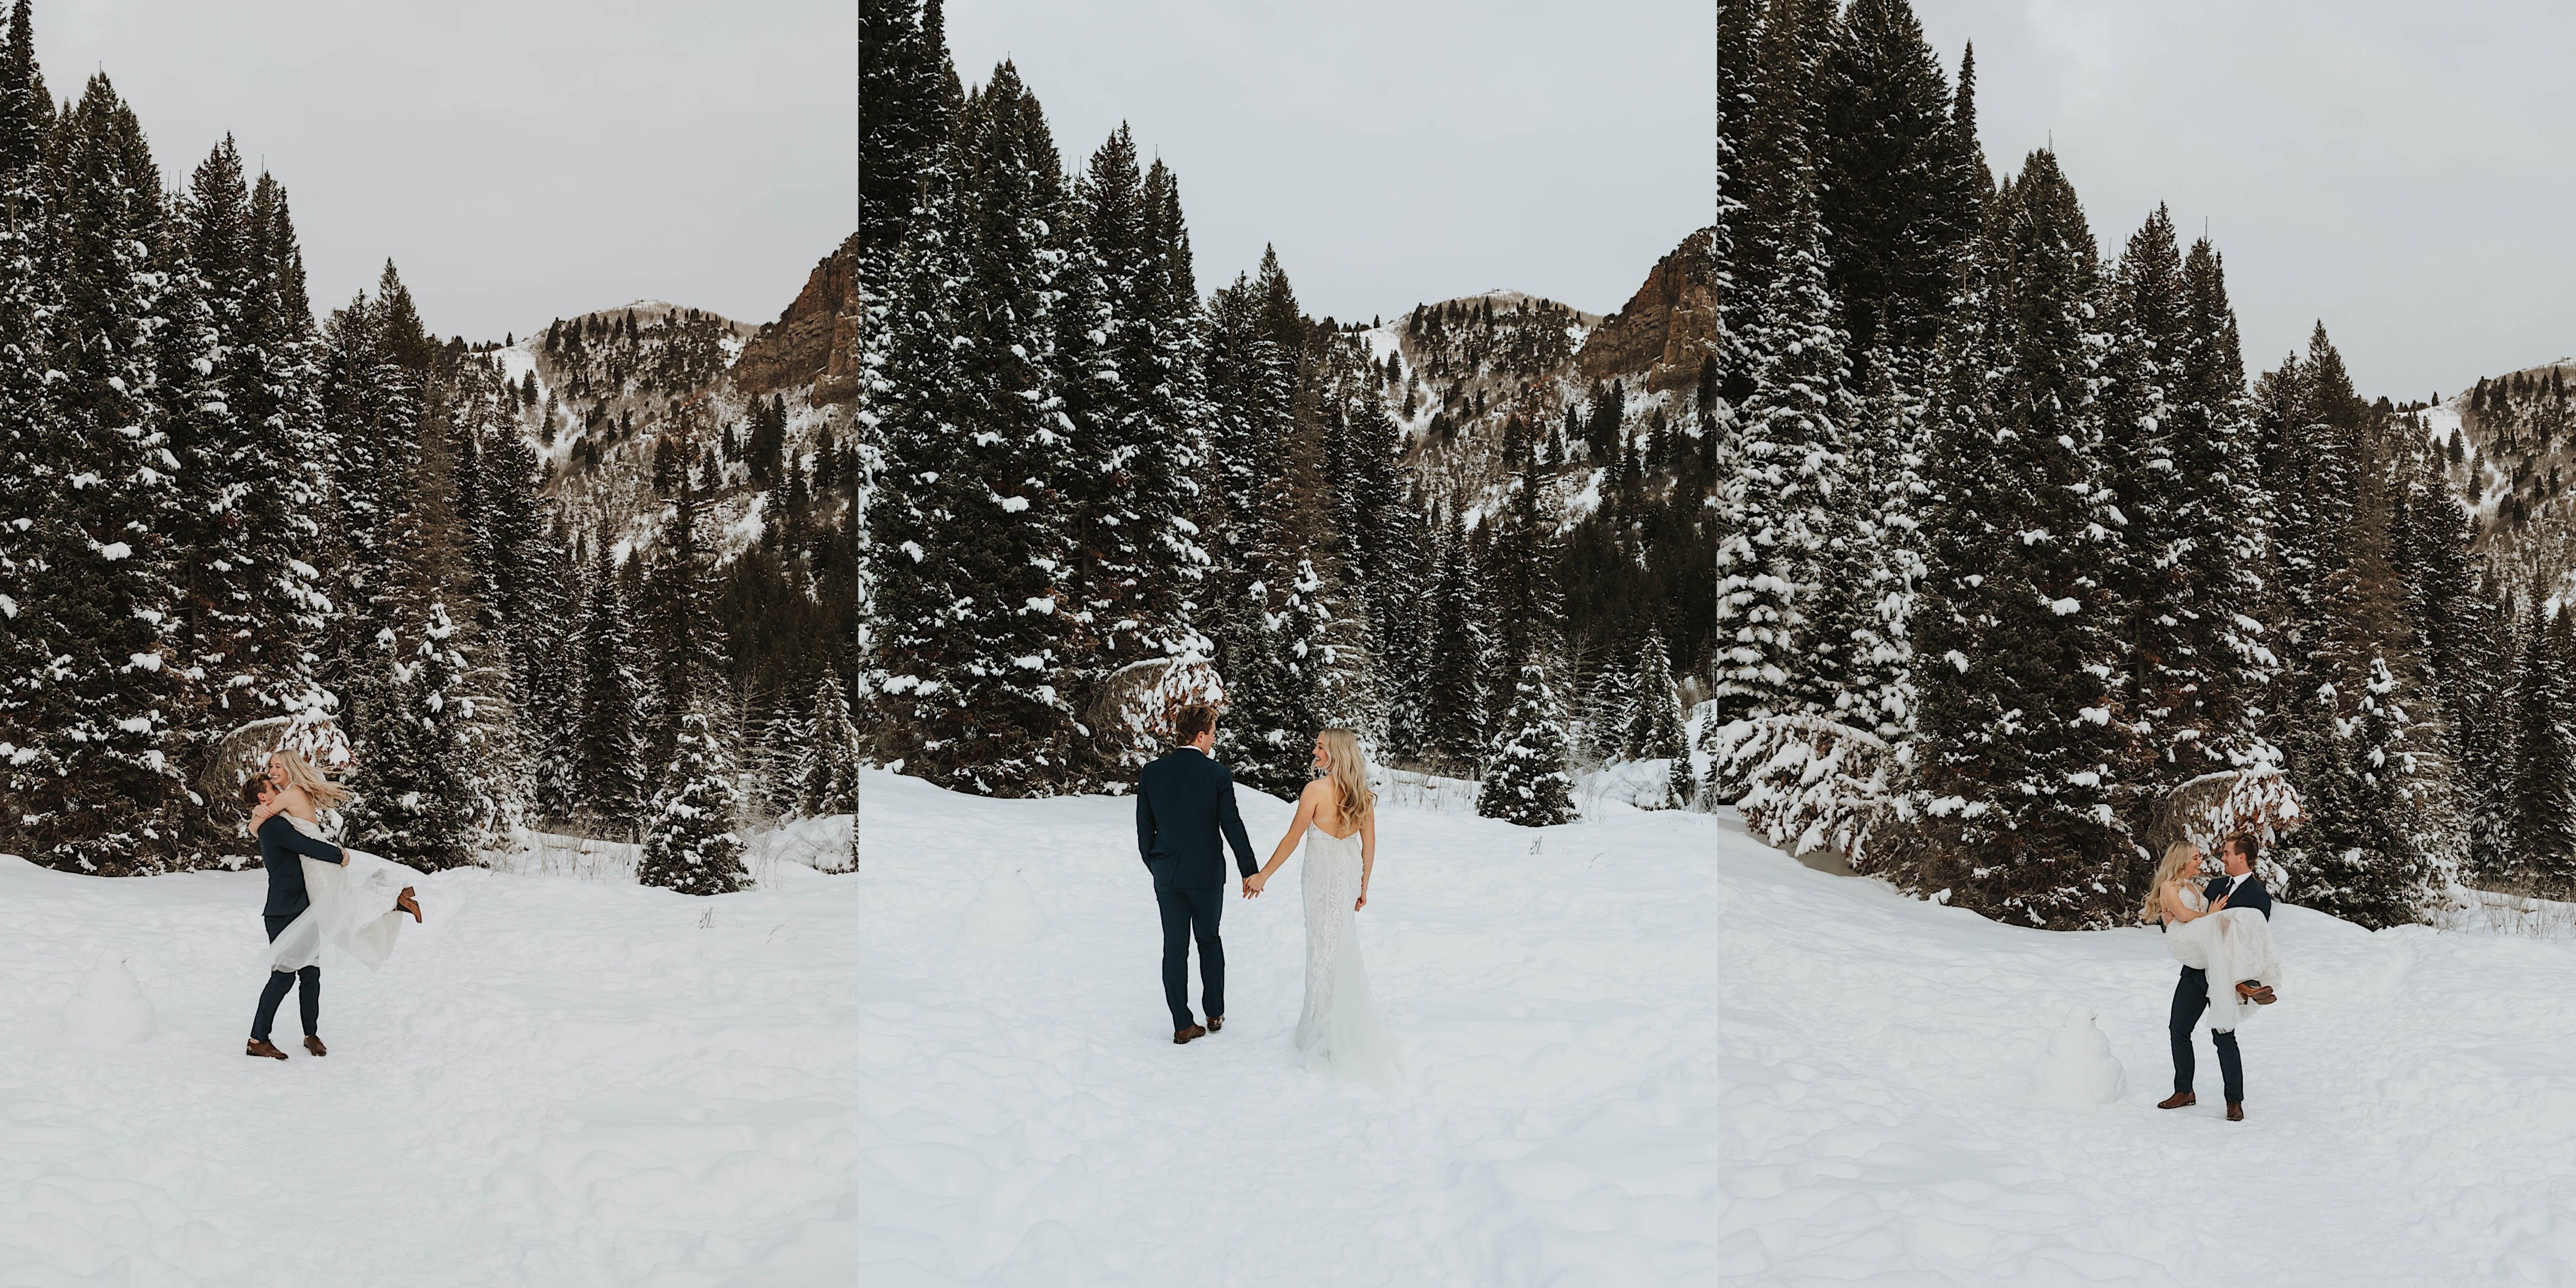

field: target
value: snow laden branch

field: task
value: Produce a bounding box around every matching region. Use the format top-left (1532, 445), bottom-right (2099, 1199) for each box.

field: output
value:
top-left (1707, 716), bottom-right (1900, 868)
top-left (1082, 655), bottom-right (1227, 774)
top-left (196, 710), bottom-right (350, 811)
top-left (2145, 766), bottom-right (2307, 892)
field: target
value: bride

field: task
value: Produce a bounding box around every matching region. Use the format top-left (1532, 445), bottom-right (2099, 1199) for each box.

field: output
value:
top-left (252, 751), bottom-right (424, 974)
top-left (1243, 728), bottom-right (1402, 1085)
top-left (2147, 842), bottom-right (2277, 1032)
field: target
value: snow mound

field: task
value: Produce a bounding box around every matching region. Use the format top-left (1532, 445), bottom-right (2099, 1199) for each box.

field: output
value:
top-left (59, 949), bottom-right (156, 1046)
top-left (2027, 1005), bottom-right (2124, 1106)
top-left (960, 865), bottom-right (1046, 944)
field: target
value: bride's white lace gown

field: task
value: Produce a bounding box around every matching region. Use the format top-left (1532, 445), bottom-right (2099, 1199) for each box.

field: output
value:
top-left (1295, 825), bottom-right (1401, 1085)
top-left (267, 816), bottom-right (422, 974)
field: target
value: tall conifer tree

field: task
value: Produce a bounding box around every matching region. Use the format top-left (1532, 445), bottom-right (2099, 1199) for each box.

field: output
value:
top-left (7, 76), bottom-right (191, 873)
top-left (1899, 152), bottom-right (2133, 928)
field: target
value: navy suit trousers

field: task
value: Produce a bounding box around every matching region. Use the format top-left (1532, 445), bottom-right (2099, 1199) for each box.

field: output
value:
top-left (2169, 966), bottom-right (2243, 1102)
top-left (253, 913), bottom-right (319, 1040)
top-left (1155, 884), bottom-right (1225, 1031)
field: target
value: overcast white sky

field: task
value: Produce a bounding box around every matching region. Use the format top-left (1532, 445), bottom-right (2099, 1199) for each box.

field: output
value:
top-left (39, 0), bottom-right (854, 343)
top-left (42, 4), bottom-right (2572, 398)
top-left (954, 0), bottom-right (2570, 401)
top-left (948, 0), bottom-right (1715, 332)
top-left (1919, 1), bottom-right (2576, 401)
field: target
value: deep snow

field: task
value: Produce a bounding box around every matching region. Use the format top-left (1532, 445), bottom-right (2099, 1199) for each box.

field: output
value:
top-left (856, 766), bottom-right (1721, 1285)
top-left (1720, 812), bottom-right (2576, 1284)
top-left (0, 837), bottom-right (861, 1286)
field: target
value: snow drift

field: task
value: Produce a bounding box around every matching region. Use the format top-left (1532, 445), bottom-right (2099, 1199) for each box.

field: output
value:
top-left (0, 848), bottom-right (859, 1286)
top-left (857, 766), bottom-right (1721, 1285)
top-left (1720, 811), bottom-right (2576, 1283)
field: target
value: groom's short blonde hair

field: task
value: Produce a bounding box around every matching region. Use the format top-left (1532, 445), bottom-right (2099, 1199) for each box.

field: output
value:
top-left (1175, 705), bottom-right (1217, 741)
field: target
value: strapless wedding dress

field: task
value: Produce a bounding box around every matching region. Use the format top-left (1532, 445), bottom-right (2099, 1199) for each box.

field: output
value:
top-left (267, 817), bottom-right (422, 973)
top-left (1296, 825), bottom-right (1401, 1085)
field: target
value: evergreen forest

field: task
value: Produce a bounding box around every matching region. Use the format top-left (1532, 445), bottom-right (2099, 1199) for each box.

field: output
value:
top-left (855, 0), bottom-right (2576, 928)
top-left (0, 1), bottom-right (864, 889)
top-left (854, 0), bottom-right (1717, 825)
top-left (1685, 0), bottom-right (2536, 929)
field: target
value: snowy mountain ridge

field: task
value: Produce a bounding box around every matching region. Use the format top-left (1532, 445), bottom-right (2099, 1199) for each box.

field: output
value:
top-left (458, 293), bottom-right (847, 567)
top-left (2430, 354), bottom-right (2576, 606)
top-left (1364, 249), bottom-right (1706, 536)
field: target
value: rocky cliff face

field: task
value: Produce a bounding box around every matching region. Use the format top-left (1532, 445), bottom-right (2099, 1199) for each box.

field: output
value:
top-left (2435, 358), bottom-right (2576, 603)
top-left (732, 232), bottom-right (863, 403)
top-left (1574, 227), bottom-right (1719, 394)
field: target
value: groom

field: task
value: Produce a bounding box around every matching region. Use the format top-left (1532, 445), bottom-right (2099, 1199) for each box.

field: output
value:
top-left (243, 777), bottom-right (349, 1060)
top-left (1135, 704), bottom-right (1258, 1045)
top-left (2159, 832), bottom-right (2276, 1121)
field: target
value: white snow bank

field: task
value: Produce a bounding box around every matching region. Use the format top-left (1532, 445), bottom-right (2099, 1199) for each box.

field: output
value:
top-left (856, 766), bottom-right (1720, 1284)
top-left (1578, 756), bottom-right (1686, 811)
top-left (1720, 816), bottom-right (2576, 1283)
top-left (490, 814), bottom-right (851, 886)
top-left (0, 851), bottom-right (859, 1285)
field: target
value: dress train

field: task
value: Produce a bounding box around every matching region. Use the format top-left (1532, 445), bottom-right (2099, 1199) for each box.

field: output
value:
top-left (1295, 825), bottom-right (1402, 1085)
top-left (267, 816), bottom-right (422, 973)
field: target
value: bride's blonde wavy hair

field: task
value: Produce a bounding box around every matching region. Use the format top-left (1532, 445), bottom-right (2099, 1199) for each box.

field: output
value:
top-left (271, 749), bottom-right (350, 810)
top-left (1318, 728), bottom-right (1374, 832)
top-left (2140, 842), bottom-right (2202, 924)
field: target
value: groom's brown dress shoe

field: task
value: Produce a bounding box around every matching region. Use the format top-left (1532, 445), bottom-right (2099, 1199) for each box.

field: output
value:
top-left (2157, 1092), bottom-right (2196, 1109)
top-left (303, 1035), bottom-right (328, 1057)
top-left (1208, 1016), bottom-right (1223, 1032)
top-left (2226, 1102), bottom-right (2245, 1121)
top-left (246, 1039), bottom-right (288, 1060)
top-left (1173, 1024), bottom-right (1207, 1045)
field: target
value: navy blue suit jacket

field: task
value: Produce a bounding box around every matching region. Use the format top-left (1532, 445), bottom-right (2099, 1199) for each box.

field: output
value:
top-left (2205, 872), bottom-right (2273, 921)
top-left (1135, 747), bottom-right (1258, 888)
top-left (257, 814), bottom-right (347, 918)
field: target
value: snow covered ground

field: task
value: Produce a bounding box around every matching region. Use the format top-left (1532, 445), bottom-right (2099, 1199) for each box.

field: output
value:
top-left (0, 837), bottom-right (861, 1286)
top-left (857, 767), bottom-right (1721, 1285)
top-left (1721, 812), bottom-right (2576, 1284)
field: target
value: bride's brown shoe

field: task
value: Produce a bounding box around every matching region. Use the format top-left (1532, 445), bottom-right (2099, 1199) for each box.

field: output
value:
top-left (303, 1035), bottom-right (328, 1057)
top-left (2156, 1092), bottom-right (2196, 1109)
top-left (2236, 982), bottom-right (2277, 1005)
top-left (246, 1038), bottom-right (288, 1060)
top-left (395, 887), bottom-right (422, 923)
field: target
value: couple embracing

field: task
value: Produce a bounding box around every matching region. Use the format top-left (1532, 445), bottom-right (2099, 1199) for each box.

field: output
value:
top-left (1133, 705), bottom-right (1400, 1084)
top-left (2146, 832), bottom-right (2282, 1121)
top-left (241, 751), bottom-right (426, 1060)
